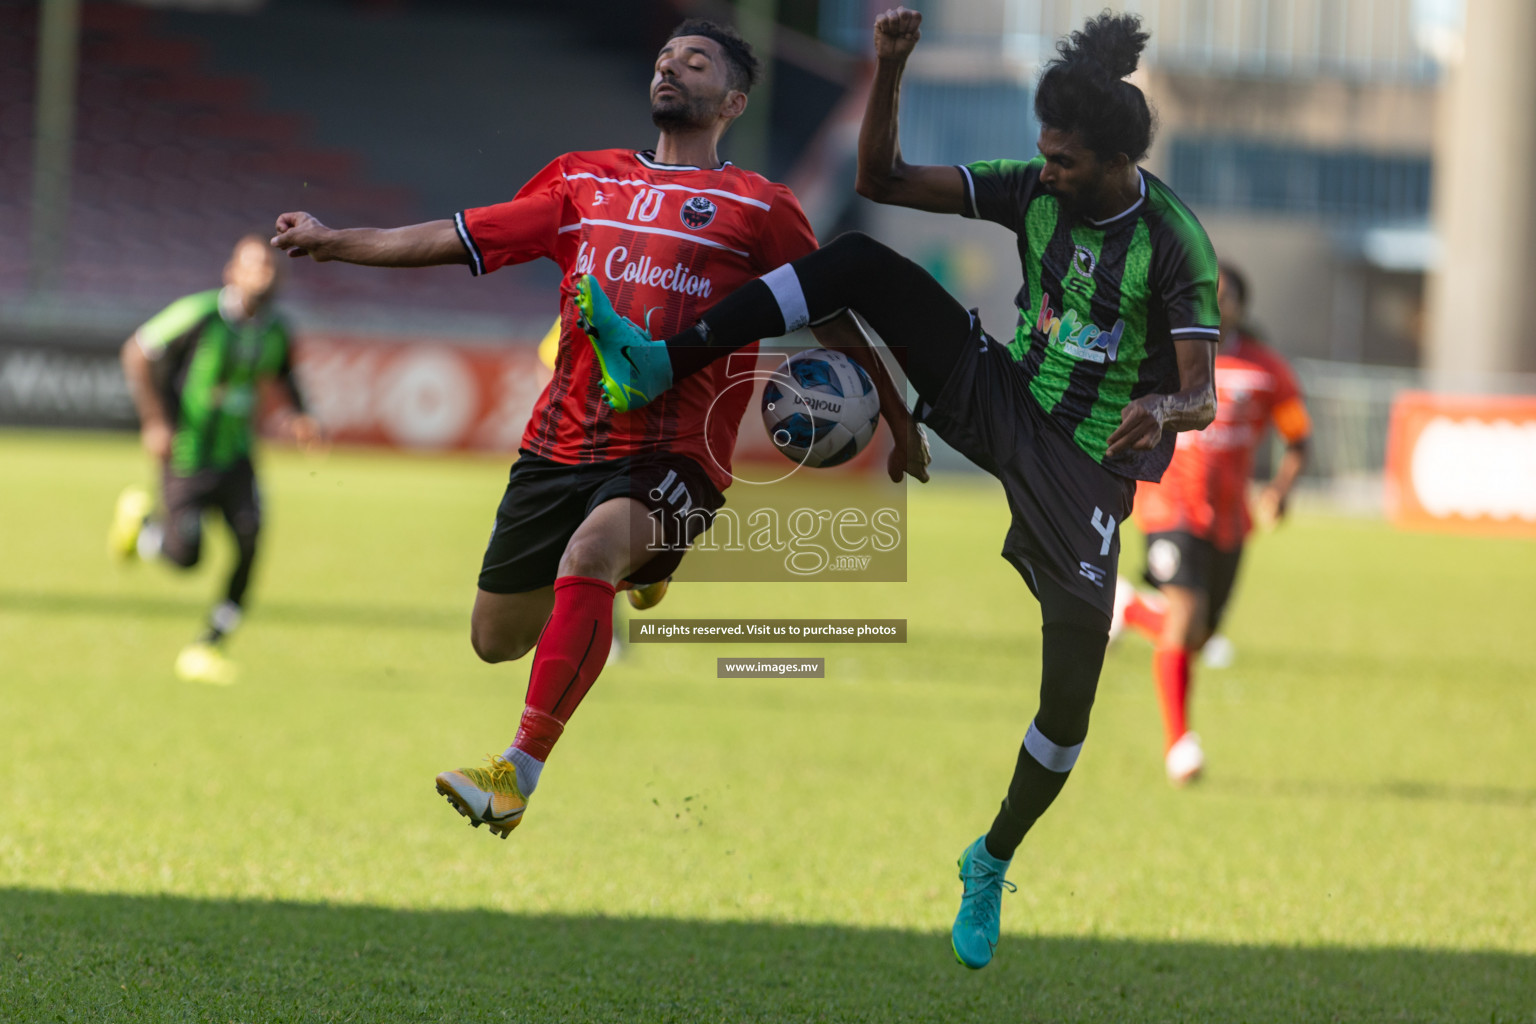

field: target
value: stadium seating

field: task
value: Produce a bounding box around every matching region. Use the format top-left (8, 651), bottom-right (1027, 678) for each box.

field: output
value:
top-left (0, 1), bottom-right (557, 320)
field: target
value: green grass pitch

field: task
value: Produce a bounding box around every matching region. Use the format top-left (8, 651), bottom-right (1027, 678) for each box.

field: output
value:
top-left (1, 431), bottom-right (1533, 1022)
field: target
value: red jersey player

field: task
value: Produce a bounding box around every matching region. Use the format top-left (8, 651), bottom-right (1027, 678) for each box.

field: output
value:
top-left (272, 19), bottom-right (925, 838)
top-left (1114, 263), bottom-right (1311, 784)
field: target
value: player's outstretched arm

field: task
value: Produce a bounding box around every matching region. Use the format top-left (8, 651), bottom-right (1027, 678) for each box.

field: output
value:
top-left (854, 8), bottom-right (965, 214)
top-left (271, 212), bottom-right (469, 268)
top-left (810, 311), bottom-right (931, 483)
top-left (259, 369), bottom-right (325, 453)
top-left (120, 337), bottom-right (172, 459)
top-left (1105, 338), bottom-right (1216, 457)
top-left (1257, 437), bottom-right (1309, 526)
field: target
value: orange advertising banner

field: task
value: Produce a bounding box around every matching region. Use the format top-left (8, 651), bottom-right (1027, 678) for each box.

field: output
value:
top-left (1384, 392), bottom-right (1536, 537)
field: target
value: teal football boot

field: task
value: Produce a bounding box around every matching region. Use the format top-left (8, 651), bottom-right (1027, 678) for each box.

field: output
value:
top-left (951, 835), bottom-right (1016, 969)
top-left (573, 274), bottom-right (674, 412)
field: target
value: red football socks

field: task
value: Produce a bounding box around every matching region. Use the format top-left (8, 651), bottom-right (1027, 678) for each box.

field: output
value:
top-left (511, 706), bottom-right (564, 762)
top-left (1154, 647), bottom-right (1192, 751)
top-left (514, 575), bottom-right (616, 759)
top-left (1124, 592), bottom-right (1167, 642)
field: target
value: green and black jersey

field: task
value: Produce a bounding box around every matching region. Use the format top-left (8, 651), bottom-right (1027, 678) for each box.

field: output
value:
top-left (135, 288), bottom-right (299, 476)
top-left (960, 156), bottom-right (1220, 481)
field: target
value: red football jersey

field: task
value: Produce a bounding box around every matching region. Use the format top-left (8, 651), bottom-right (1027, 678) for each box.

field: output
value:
top-left (456, 149), bottom-right (820, 490)
top-left (1134, 334), bottom-right (1311, 550)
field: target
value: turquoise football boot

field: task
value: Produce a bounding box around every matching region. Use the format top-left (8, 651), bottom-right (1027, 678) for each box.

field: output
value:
top-left (951, 835), bottom-right (1016, 969)
top-left (573, 274), bottom-right (674, 412)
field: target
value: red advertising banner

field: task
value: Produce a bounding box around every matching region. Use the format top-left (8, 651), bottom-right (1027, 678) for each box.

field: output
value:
top-left (1384, 391), bottom-right (1536, 537)
top-left (281, 333), bottom-right (889, 472)
top-left (287, 332), bottom-right (548, 453)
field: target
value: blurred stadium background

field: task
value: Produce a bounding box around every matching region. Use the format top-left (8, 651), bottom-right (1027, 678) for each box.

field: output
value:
top-left (3, 0), bottom-right (1535, 522)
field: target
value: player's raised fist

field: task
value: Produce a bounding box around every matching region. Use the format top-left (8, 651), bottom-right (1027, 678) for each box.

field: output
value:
top-left (271, 211), bottom-right (330, 261)
top-left (874, 7), bottom-right (922, 61)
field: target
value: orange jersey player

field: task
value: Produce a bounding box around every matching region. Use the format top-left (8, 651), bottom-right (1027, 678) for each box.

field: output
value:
top-left (1116, 262), bottom-right (1311, 784)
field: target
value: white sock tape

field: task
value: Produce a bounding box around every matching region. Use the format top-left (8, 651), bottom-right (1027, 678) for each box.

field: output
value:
top-left (210, 600), bottom-right (243, 634)
top-left (1023, 720), bottom-right (1082, 773)
top-left (762, 264), bottom-right (810, 333)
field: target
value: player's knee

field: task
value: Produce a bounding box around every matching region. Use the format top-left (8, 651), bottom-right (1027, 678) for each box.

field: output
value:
top-left (557, 537), bottom-right (623, 583)
top-left (828, 230), bottom-right (883, 262)
top-left (160, 542), bottom-right (199, 570)
top-left (469, 621), bottom-right (536, 664)
top-left (1188, 623), bottom-right (1213, 652)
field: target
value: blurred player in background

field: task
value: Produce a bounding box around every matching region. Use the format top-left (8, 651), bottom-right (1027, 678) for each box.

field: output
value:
top-left (271, 19), bottom-right (923, 840)
top-left (109, 235), bottom-right (318, 685)
top-left (574, 9), bottom-right (1217, 969)
top-left (1114, 262), bottom-right (1311, 784)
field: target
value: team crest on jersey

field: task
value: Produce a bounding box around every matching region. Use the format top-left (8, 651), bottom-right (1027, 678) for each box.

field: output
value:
top-left (1070, 244), bottom-right (1097, 279)
top-left (680, 196), bottom-right (717, 230)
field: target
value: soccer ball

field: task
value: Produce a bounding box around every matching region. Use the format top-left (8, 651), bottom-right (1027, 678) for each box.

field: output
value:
top-left (761, 349), bottom-right (881, 468)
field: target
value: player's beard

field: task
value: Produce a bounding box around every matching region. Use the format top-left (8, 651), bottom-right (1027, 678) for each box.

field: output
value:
top-left (1047, 180), bottom-right (1098, 221)
top-left (650, 86), bottom-right (714, 133)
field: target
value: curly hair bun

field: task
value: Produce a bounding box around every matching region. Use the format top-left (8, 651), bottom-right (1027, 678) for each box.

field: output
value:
top-left (1059, 11), bottom-right (1148, 80)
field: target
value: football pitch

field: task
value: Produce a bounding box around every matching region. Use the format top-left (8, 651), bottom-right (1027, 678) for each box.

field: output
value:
top-left (2, 431), bottom-right (1532, 1023)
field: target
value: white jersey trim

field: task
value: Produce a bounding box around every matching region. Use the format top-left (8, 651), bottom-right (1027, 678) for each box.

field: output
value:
top-left (563, 173), bottom-right (771, 211)
top-left (556, 218), bottom-right (750, 257)
top-left (635, 150), bottom-right (734, 172)
top-left (454, 211), bottom-right (486, 276)
top-left (1085, 171), bottom-right (1147, 227)
top-left (957, 165), bottom-right (979, 219)
top-left (1171, 326), bottom-right (1221, 338)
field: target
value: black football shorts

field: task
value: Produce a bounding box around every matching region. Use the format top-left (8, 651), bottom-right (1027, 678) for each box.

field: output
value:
top-left (916, 319), bottom-right (1136, 619)
top-left (160, 457), bottom-right (261, 566)
top-left (477, 450), bottom-right (725, 595)
top-left (1142, 530), bottom-right (1245, 634)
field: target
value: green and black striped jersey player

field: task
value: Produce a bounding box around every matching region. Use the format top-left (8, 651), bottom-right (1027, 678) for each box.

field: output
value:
top-left (114, 235), bottom-right (317, 684)
top-left (959, 154), bottom-right (1221, 481)
top-left (565, 9), bottom-right (1218, 972)
top-left (134, 285), bottom-right (302, 476)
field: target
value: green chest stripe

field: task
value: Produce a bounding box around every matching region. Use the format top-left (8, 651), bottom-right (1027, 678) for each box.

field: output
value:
top-left (172, 321), bottom-right (284, 473)
top-left (1029, 220), bottom-right (1108, 416)
top-left (1015, 196), bottom-right (1058, 363)
top-left (1074, 218), bottom-right (1154, 459)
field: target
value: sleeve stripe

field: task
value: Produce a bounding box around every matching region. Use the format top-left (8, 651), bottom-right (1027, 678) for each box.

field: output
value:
top-left (1171, 326), bottom-right (1221, 338)
top-left (1272, 397), bottom-right (1312, 443)
top-left (454, 211), bottom-right (485, 277)
top-left (957, 165), bottom-right (979, 219)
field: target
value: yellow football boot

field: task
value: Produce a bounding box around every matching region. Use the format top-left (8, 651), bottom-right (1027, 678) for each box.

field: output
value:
top-left (435, 755), bottom-right (528, 839)
top-left (108, 486), bottom-right (152, 560)
top-left (627, 576), bottom-right (671, 610)
top-left (174, 641), bottom-right (237, 686)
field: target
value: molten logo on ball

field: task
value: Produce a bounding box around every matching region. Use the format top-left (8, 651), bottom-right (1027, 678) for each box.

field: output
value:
top-left (761, 349), bottom-right (881, 469)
